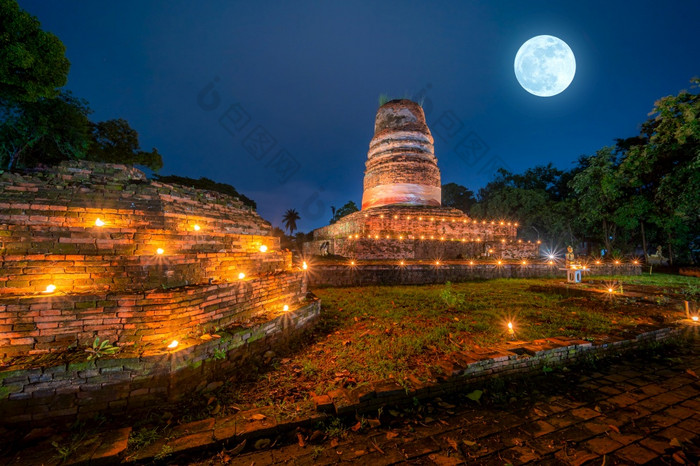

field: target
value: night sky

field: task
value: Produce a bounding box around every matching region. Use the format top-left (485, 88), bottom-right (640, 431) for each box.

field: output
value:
top-left (19, 1), bottom-right (700, 232)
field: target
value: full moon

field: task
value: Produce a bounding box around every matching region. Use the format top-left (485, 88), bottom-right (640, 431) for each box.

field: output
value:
top-left (514, 35), bottom-right (576, 97)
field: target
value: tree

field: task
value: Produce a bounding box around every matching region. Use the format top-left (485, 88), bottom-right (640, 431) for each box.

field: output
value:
top-left (329, 200), bottom-right (359, 224)
top-left (569, 147), bottom-right (624, 254)
top-left (618, 79), bottom-right (700, 263)
top-left (441, 182), bottom-right (476, 213)
top-left (87, 118), bottom-right (163, 171)
top-left (282, 208), bottom-right (300, 235)
top-left (0, 0), bottom-right (70, 106)
top-left (0, 90), bottom-right (91, 169)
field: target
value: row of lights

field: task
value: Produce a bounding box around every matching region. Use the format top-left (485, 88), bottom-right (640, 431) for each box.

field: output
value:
top-left (346, 234), bottom-right (539, 244)
top-left (40, 245), bottom-right (283, 294)
top-left (367, 213), bottom-right (519, 227)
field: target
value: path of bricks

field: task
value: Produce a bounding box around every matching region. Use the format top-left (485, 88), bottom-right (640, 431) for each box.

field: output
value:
top-left (193, 338), bottom-right (700, 465)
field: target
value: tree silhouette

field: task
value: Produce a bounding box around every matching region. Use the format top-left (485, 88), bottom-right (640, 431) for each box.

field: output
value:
top-left (282, 209), bottom-right (301, 235)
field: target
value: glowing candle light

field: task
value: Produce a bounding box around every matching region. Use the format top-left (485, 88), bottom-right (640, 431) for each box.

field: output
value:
top-left (497, 260), bottom-right (502, 265)
top-left (350, 260), bottom-right (355, 266)
top-left (302, 261), bottom-right (308, 270)
top-left (44, 284), bottom-right (56, 293)
top-left (435, 261), bottom-right (440, 266)
top-left (632, 260), bottom-right (638, 265)
top-left (522, 260), bottom-right (527, 265)
top-left (608, 288), bottom-right (613, 293)
top-left (548, 260), bottom-right (554, 265)
top-left (156, 248), bottom-right (164, 255)
top-left (399, 235), bottom-right (403, 240)
top-left (238, 272), bottom-right (245, 279)
top-left (259, 245), bottom-right (268, 252)
top-left (595, 260), bottom-right (601, 265)
top-left (399, 260), bottom-right (405, 266)
top-left (537, 240), bottom-right (541, 244)
top-left (95, 218), bottom-right (105, 227)
top-left (283, 305), bottom-right (289, 312)
top-left (469, 261), bottom-right (474, 265)
top-left (500, 221), bottom-right (504, 225)
top-left (420, 235), bottom-right (425, 239)
top-left (692, 316), bottom-right (699, 322)
top-left (193, 224), bottom-right (201, 231)
top-left (614, 260), bottom-right (620, 265)
top-left (167, 340), bottom-right (179, 349)
top-left (507, 322), bottom-right (514, 335)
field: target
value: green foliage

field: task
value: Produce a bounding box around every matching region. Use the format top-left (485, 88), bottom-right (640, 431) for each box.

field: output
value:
top-left (87, 118), bottom-right (163, 171)
top-left (128, 427), bottom-right (161, 451)
top-left (0, 0), bottom-right (70, 105)
top-left (84, 336), bottom-right (119, 361)
top-left (213, 348), bottom-right (226, 360)
top-left (466, 389), bottom-right (483, 402)
top-left (441, 182), bottom-right (477, 213)
top-left (439, 281), bottom-right (463, 308)
top-left (154, 445), bottom-right (172, 460)
top-left (472, 80), bottom-right (699, 262)
top-left (0, 90), bottom-right (92, 169)
top-left (152, 174), bottom-right (257, 209)
top-left (472, 163), bottom-right (580, 245)
top-left (329, 200), bottom-right (359, 224)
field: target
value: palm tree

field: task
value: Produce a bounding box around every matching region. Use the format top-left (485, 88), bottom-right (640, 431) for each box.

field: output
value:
top-left (282, 209), bottom-right (300, 235)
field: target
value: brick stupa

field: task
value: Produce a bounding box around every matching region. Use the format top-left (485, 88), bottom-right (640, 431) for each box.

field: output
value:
top-left (304, 99), bottom-right (538, 260)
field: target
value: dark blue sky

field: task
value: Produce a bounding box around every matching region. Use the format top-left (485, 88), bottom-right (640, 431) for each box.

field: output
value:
top-left (20, 1), bottom-right (700, 231)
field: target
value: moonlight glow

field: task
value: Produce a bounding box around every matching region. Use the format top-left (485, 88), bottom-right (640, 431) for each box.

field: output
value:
top-left (514, 35), bottom-right (576, 97)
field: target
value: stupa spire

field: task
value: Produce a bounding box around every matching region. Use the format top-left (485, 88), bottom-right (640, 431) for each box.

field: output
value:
top-left (361, 99), bottom-right (441, 210)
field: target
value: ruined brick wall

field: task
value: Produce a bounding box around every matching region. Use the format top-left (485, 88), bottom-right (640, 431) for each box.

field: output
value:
top-left (0, 162), bottom-right (307, 358)
top-left (0, 274), bottom-right (307, 359)
top-left (307, 263), bottom-right (642, 287)
top-left (0, 300), bottom-right (321, 425)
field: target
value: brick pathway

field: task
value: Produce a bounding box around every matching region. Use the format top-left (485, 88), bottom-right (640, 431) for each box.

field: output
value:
top-left (192, 339), bottom-right (700, 465)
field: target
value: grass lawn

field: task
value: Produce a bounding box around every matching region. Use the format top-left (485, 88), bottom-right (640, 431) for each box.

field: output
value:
top-left (183, 273), bottom-right (696, 421)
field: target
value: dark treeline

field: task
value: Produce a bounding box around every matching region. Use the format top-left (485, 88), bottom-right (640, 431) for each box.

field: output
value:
top-left (443, 80), bottom-right (699, 264)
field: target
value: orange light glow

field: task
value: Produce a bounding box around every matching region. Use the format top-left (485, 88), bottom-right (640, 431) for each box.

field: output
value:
top-left (238, 272), bottom-right (245, 279)
top-left (95, 218), bottom-right (105, 227)
top-left (167, 340), bottom-right (179, 349)
top-left (283, 305), bottom-right (289, 312)
top-left (44, 284), bottom-right (56, 293)
top-left (302, 261), bottom-right (308, 270)
top-left (193, 224), bottom-right (201, 231)
top-left (156, 248), bottom-right (164, 255)
top-left (259, 245), bottom-right (268, 253)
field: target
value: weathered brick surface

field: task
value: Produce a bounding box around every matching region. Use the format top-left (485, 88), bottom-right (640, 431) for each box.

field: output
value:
top-left (0, 162), bottom-right (309, 357)
top-left (307, 263), bottom-right (641, 287)
top-left (0, 299), bottom-right (321, 426)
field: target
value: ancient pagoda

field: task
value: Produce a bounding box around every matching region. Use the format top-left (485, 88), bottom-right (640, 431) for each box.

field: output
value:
top-left (304, 99), bottom-right (538, 260)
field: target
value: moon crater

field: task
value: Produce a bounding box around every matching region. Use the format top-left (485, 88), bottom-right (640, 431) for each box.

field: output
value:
top-left (514, 35), bottom-right (576, 97)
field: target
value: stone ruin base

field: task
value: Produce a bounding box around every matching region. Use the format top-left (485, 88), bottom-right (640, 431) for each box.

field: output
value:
top-left (0, 299), bottom-right (320, 426)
